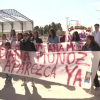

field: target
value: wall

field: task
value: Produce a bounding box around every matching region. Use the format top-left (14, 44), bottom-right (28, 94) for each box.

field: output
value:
top-left (0, 21), bottom-right (33, 33)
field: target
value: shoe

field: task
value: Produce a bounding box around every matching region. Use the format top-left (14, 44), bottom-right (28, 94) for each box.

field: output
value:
top-left (95, 87), bottom-right (100, 91)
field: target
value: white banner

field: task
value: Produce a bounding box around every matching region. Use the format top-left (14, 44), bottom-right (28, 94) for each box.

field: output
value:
top-left (0, 48), bottom-right (99, 89)
top-left (0, 40), bottom-right (85, 52)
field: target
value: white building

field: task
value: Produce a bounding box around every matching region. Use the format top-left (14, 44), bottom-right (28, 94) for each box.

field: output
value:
top-left (0, 9), bottom-right (34, 34)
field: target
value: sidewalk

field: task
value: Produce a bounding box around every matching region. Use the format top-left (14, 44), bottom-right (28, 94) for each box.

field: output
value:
top-left (0, 72), bottom-right (100, 100)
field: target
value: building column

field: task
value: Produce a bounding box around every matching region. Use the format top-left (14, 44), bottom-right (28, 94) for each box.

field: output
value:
top-left (21, 22), bottom-right (23, 33)
top-left (11, 22), bottom-right (13, 29)
top-left (2, 23), bottom-right (4, 33)
top-left (31, 21), bottom-right (34, 31)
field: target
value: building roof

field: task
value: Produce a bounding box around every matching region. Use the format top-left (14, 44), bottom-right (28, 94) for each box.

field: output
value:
top-left (0, 9), bottom-right (33, 24)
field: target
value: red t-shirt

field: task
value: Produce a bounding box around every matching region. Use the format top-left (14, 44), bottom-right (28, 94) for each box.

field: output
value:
top-left (60, 35), bottom-right (65, 43)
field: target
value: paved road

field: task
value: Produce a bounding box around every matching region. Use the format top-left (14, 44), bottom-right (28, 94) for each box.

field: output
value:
top-left (0, 72), bottom-right (100, 100)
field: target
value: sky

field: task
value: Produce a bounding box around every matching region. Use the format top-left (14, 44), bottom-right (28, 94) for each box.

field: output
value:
top-left (1, 0), bottom-right (100, 30)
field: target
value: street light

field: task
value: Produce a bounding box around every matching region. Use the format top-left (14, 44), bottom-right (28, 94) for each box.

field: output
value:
top-left (65, 17), bottom-right (69, 27)
top-left (65, 17), bottom-right (69, 42)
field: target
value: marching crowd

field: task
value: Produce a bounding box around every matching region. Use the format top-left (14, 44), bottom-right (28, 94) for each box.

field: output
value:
top-left (0, 23), bottom-right (100, 91)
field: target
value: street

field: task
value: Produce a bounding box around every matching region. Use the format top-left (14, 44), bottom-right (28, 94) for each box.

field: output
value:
top-left (0, 72), bottom-right (100, 100)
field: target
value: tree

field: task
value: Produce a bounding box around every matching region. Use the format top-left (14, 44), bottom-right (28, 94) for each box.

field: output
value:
top-left (40, 27), bottom-right (43, 35)
top-left (51, 22), bottom-right (57, 31)
top-left (34, 26), bottom-right (40, 35)
top-left (44, 25), bottom-right (49, 34)
top-left (34, 26), bottom-right (40, 31)
top-left (34, 22), bottom-right (63, 36)
top-left (48, 24), bottom-right (51, 30)
top-left (56, 30), bottom-right (61, 35)
top-left (56, 23), bottom-right (62, 31)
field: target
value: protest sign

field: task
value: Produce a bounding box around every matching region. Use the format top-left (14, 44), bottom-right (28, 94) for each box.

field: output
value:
top-left (0, 41), bottom-right (85, 52)
top-left (0, 48), bottom-right (99, 89)
top-left (68, 25), bottom-right (92, 41)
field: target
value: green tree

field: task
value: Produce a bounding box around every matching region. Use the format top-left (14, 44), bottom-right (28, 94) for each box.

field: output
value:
top-left (40, 27), bottom-right (44, 35)
top-left (56, 30), bottom-right (61, 35)
top-left (34, 26), bottom-right (40, 35)
top-left (44, 25), bottom-right (49, 34)
top-left (34, 26), bottom-right (40, 31)
top-left (56, 23), bottom-right (62, 31)
top-left (34, 22), bottom-right (63, 36)
top-left (51, 22), bottom-right (57, 31)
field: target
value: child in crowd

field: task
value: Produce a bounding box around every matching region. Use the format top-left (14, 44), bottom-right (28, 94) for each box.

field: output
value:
top-left (5, 42), bottom-right (12, 83)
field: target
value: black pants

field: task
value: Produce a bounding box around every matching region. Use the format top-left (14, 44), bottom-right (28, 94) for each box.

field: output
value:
top-left (94, 73), bottom-right (99, 87)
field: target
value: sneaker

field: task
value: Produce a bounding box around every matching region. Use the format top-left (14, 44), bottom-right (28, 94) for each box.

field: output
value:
top-left (95, 87), bottom-right (100, 91)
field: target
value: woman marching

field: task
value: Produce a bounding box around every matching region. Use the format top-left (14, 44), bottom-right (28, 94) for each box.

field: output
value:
top-left (82, 35), bottom-right (100, 90)
top-left (31, 30), bottom-right (43, 44)
top-left (71, 31), bottom-right (81, 42)
top-left (47, 28), bottom-right (59, 43)
top-left (10, 29), bottom-right (16, 41)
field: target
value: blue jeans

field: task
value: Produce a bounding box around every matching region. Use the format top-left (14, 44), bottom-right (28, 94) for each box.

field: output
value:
top-left (5, 74), bottom-right (12, 82)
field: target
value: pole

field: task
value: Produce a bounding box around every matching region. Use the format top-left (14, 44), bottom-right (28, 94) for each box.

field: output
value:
top-left (43, 28), bottom-right (44, 43)
top-left (65, 17), bottom-right (69, 42)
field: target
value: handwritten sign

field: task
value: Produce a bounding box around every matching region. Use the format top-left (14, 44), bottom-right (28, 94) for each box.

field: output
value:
top-left (0, 48), bottom-right (99, 89)
top-left (0, 41), bottom-right (85, 52)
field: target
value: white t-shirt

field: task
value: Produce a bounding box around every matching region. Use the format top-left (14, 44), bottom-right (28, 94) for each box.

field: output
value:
top-left (94, 31), bottom-right (100, 46)
top-left (33, 40), bottom-right (36, 44)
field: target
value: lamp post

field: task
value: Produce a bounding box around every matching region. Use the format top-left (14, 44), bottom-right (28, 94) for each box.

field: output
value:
top-left (65, 17), bottom-right (69, 28)
top-left (65, 17), bottom-right (69, 42)
top-left (43, 28), bottom-right (44, 42)
top-left (43, 28), bottom-right (44, 35)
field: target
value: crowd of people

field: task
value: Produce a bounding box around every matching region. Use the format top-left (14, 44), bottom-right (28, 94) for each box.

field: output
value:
top-left (0, 23), bottom-right (100, 91)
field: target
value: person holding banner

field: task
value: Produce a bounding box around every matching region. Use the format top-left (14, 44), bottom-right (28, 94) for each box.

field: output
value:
top-left (47, 28), bottom-right (59, 43)
top-left (68, 33), bottom-right (73, 41)
top-left (71, 31), bottom-right (81, 42)
top-left (17, 32), bottom-right (23, 41)
top-left (29, 30), bottom-right (33, 38)
top-left (93, 24), bottom-right (100, 71)
top-left (82, 35), bottom-right (100, 90)
top-left (20, 32), bottom-right (36, 86)
top-left (93, 24), bottom-right (100, 46)
top-left (60, 31), bottom-right (66, 42)
top-left (31, 30), bottom-right (43, 44)
top-left (10, 29), bottom-right (16, 41)
top-left (2, 34), bottom-right (8, 41)
top-left (4, 42), bottom-right (12, 83)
